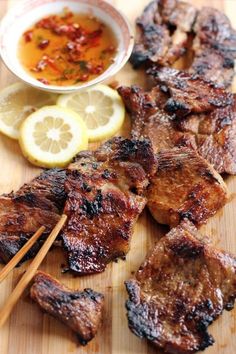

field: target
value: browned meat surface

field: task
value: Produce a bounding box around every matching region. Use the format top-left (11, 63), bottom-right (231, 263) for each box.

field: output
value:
top-left (0, 169), bottom-right (66, 263)
top-left (190, 7), bottom-right (236, 88)
top-left (118, 72), bottom-right (236, 174)
top-left (147, 147), bottom-right (228, 227)
top-left (148, 66), bottom-right (233, 117)
top-left (177, 98), bottom-right (236, 174)
top-left (31, 271), bottom-right (104, 345)
top-left (118, 85), bottom-right (195, 153)
top-left (62, 137), bottom-right (157, 275)
top-left (125, 220), bottom-right (236, 353)
top-left (130, 0), bottom-right (197, 68)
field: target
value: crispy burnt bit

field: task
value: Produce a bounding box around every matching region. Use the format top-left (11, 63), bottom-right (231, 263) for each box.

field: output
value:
top-left (177, 95), bottom-right (236, 174)
top-left (31, 271), bottom-right (104, 345)
top-left (62, 137), bottom-right (157, 275)
top-left (147, 147), bottom-right (228, 227)
top-left (125, 220), bottom-right (236, 354)
top-left (148, 66), bottom-right (233, 117)
top-left (190, 7), bottom-right (236, 88)
top-left (130, 0), bottom-right (197, 68)
top-left (118, 85), bottom-right (197, 153)
top-left (0, 169), bottom-right (66, 263)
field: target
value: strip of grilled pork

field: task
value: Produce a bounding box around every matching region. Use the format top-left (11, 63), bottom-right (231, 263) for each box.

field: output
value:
top-left (130, 0), bottom-right (197, 68)
top-left (31, 271), bottom-right (104, 345)
top-left (147, 147), bottom-right (228, 227)
top-left (125, 220), bottom-right (236, 353)
top-left (190, 7), bottom-right (236, 88)
top-left (61, 137), bottom-right (157, 275)
top-left (148, 66), bottom-right (233, 117)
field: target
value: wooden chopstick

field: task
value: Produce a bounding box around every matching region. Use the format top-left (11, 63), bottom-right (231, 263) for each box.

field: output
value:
top-left (0, 226), bottom-right (46, 284)
top-left (0, 214), bottom-right (67, 327)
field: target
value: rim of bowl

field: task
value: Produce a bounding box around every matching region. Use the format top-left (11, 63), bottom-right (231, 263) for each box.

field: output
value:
top-left (0, 0), bottom-right (134, 93)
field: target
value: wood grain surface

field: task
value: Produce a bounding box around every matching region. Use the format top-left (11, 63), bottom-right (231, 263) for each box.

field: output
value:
top-left (0, 1), bottom-right (236, 353)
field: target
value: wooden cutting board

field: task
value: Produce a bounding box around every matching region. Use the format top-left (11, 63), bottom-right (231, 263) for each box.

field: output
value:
top-left (0, 0), bottom-right (236, 353)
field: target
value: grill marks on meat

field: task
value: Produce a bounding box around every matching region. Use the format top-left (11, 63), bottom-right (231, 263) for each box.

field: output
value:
top-left (130, 0), bottom-right (197, 68)
top-left (190, 7), bottom-right (236, 88)
top-left (62, 137), bottom-right (157, 275)
top-left (177, 98), bottom-right (236, 174)
top-left (30, 271), bottom-right (104, 345)
top-left (132, 2), bottom-right (236, 88)
top-left (147, 147), bottom-right (228, 227)
top-left (148, 66), bottom-right (233, 117)
top-left (0, 169), bottom-right (66, 263)
top-left (119, 68), bottom-right (236, 174)
top-left (125, 220), bottom-right (236, 353)
top-left (118, 85), bottom-right (194, 153)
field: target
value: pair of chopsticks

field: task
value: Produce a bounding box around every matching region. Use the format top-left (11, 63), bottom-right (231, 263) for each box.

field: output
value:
top-left (0, 214), bottom-right (67, 327)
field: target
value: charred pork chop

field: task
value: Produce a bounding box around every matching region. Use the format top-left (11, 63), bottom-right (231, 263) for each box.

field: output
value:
top-left (31, 271), bottom-right (104, 345)
top-left (130, 0), bottom-right (197, 68)
top-left (0, 169), bottom-right (66, 263)
top-left (190, 7), bottom-right (236, 88)
top-left (125, 220), bottom-right (236, 353)
top-left (61, 137), bottom-right (157, 275)
top-left (147, 147), bottom-right (228, 227)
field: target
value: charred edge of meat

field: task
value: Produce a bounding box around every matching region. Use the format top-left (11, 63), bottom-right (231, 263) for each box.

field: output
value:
top-left (31, 272), bottom-right (104, 345)
top-left (0, 233), bottom-right (44, 264)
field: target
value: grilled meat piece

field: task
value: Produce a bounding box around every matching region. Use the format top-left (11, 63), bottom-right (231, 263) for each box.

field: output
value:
top-left (130, 0), bottom-right (197, 68)
top-left (190, 7), bottom-right (236, 88)
top-left (119, 75), bottom-right (236, 174)
top-left (147, 147), bottom-right (228, 227)
top-left (177, 97), bottom-right (236, 174)
top-left (31, 271), bottom-right (104, 345)
top-left (148, 66), bottom-right (233, 117)
top-left (125, 220), bottom-right (236, 353)
top-left (62, 137), bottom-right (157, 275)
top-left (0, 169), bottom-right (66, 263)
top-left (118, 85), bottom-right (197, 153)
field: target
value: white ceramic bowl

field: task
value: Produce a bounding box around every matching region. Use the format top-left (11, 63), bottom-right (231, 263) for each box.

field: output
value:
top-left (0, 0), bottom-right (134, 93)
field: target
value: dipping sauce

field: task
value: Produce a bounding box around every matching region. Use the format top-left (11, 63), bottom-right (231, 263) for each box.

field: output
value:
top-left (18, 8), bottom-right (117, 86)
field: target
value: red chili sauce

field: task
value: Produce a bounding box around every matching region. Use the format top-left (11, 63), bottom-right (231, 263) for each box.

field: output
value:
top-left (18, 8), bottom-right (117, 86)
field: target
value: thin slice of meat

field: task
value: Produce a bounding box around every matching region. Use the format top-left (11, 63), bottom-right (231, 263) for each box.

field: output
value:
top-left (190, 7), bottom-right (236, 88)
top-left (148, 66), bottom-right (233, 117)
top-left (118, 77), bottom-right (236, 175)
top-left (125, 220), bottom-right (236, 354)
top-left (130, 0), bottom-right (197, 68)
top-left (61, 137), bottom-right (157, 275)
top-left (147, 147), bottom-right (228, 227)
top-left (0, 169), bottom-right (66, 263)
top-left (30, 271), bottom-right (104, 345)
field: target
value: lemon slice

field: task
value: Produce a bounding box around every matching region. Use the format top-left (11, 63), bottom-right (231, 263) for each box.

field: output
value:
top-left (0, 82), bottom-right (57, 139)
top-left (57, 84), bottom-right (125, 142)
top-left (19, 106), bottom-right (88, 168)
